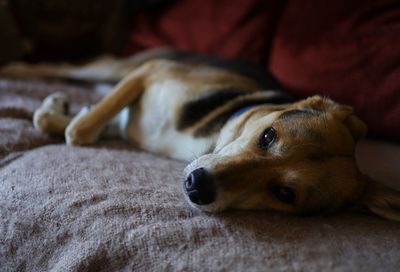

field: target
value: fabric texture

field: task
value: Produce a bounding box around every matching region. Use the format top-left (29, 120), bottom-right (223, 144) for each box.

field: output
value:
top-left (1, 78), bottom-right (400, 271)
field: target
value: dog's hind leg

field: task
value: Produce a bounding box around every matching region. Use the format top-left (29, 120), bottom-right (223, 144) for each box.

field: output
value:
top-left (0, 48), bottom-right (179, 83)
top-left (65, 61), bottom-right (154, 145)
top-left (0, 56), bottom-right (134, 83)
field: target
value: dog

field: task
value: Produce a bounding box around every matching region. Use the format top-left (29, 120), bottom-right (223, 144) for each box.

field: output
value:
top-left (2, 48), bottom-right (400, 221)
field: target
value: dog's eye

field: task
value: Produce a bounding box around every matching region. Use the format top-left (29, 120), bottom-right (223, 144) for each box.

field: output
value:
top-left (270, 186), bottom-right (296, 204)
top-left (259, 127), bottom-right (276, 149)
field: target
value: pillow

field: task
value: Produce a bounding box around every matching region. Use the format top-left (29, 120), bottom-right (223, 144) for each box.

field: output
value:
top-left (269, 0), bottom-right (400, 141)
top-left (122, 0), bottom-right (285, 65)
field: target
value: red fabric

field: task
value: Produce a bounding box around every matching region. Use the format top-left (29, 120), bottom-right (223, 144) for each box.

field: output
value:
top-left (269, 0), bottom-right (400, 141)
top-left (123, 0), bottom-right (285, 65)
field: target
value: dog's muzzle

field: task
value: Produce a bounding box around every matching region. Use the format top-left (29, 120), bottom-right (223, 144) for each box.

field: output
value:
top-left (183, 167), bottom-right (216, 205)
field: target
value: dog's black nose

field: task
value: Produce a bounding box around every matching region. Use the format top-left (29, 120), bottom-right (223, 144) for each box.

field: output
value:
top-left (184, 167), bottom-right (216, 205)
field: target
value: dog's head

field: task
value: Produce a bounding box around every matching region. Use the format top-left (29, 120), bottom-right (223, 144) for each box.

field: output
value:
top-left (183, 95), bottom-right (400, 221)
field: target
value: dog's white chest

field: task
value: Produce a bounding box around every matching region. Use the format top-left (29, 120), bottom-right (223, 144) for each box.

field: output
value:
top-left (121, 79), bottom-right (215, 161)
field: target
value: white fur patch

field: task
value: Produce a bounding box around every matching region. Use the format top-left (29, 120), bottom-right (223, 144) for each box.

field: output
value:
top-left (123, 79), bottom-right (216, 161)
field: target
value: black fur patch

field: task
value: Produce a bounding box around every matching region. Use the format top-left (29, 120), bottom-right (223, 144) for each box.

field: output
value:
top-left (193, 94), bottom-right (293, 137)
top-left (308, 152), bottom-right (327, 162)
top-left (177, 88), bottom-right (249, 130)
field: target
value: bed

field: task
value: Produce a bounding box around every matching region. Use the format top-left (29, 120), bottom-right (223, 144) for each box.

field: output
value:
top-left (2, 0), bottom-right (400, 270)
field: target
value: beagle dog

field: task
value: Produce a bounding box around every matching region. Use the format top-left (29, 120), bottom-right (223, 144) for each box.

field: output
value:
top-left (2, 48), bottom-right (400, 221)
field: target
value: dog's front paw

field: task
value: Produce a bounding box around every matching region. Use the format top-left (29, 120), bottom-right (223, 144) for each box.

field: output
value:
top-left (33, 93), bottom-right (71, 135)
top-left (65, 107), bottom-right (100, 146)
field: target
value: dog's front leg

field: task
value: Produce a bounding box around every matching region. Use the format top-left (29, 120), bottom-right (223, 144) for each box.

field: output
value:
top-left (65, 63), bottom-right (151, 145)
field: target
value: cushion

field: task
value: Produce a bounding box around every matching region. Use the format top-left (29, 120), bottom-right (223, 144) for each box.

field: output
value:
top-left (269, 0), bottom-right (400, 141)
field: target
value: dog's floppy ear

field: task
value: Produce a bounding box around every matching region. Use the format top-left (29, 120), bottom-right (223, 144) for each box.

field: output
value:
top-left (355, 176), bottom-right (400, 221)
top-left (331, 102), bottom-right (367, 141)
top-left (299, 95), bottom-right (367, 141)
top-left (341, 112), bottom-right (367, 141)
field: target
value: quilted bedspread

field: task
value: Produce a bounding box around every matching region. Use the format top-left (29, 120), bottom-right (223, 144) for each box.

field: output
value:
top-left (1, 78), bottom-right (400, 271)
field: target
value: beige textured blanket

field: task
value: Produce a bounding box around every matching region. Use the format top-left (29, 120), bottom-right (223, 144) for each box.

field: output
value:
top-left (1, 78), bottom-right (399, 271)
